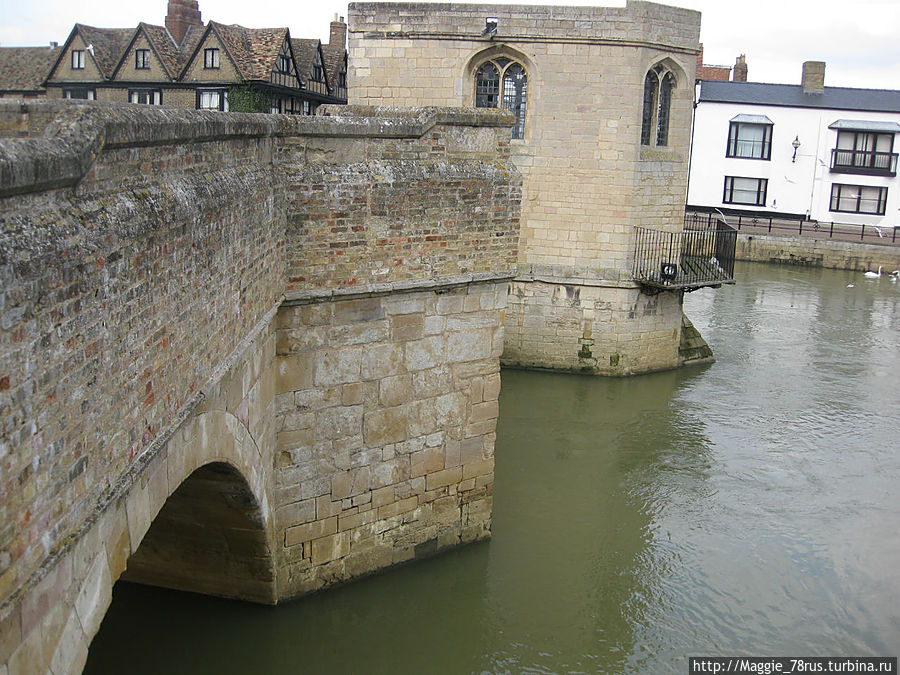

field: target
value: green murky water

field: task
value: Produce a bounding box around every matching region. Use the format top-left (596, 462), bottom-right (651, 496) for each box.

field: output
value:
top-left (85, 262), bottom-right (900, 673)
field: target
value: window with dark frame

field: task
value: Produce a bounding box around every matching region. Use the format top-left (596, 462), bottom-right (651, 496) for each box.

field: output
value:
top-left (135, 49), bottom-right (151, 70)
top-left (71, 50), bottom-right (85, 69)
top-left (641, 71), bottom-right (658, 146)
top-left (474, 58), bottom-right (527, 140)
top-left (313, 56), bottom-right (324, 82)
top-left (63, 87), bottom-right (95, 100)
top-left (129, 89), bottom-right (161, 104)
top-left (829, 183), bottom-right (887, 215)
top-left (723, 176), bottom-right (768, 206)
top-left (833, 130), bottom-right (896, 172)
top-left (197, 89), bottom-right (227, 111)
top-left (727, 122), bottom-right (773, 160)
top-left (656, 72), bottom-right (674, 146)
top-left (204, 48), bottom-right (220, 69)
top-left (641, 65), bottom-right (675, 147)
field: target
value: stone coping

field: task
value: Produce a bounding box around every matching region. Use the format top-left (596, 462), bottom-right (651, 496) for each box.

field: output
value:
top-left (283, 271), bottom-right (517, 305)
top-left (0, 100), bottom-right (515, 198)
top-left (514, 263), bottom-right (640, 289)
top-left (348, 0), bottom-right (700, 52)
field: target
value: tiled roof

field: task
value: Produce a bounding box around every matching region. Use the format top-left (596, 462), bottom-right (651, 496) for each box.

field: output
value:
top-left (139, 23), bottom-right (180, 79)
top-left (291, 38), bottom-right (321, 85)
top-left (322, 43), bottom-right (346, 92)
top-left (699, 80), bottom-right (900, 114)
top-left (210, 22), bottom-right (288, 81)
top-left (75, 24), bottom-right (135, 78)
top-left (0, 46), bottom-right (60, 92)
top-left (175, 24), bottom-right (204, 71)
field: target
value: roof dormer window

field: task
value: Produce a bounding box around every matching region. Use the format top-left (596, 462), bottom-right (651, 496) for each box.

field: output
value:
top-left (71, 50), bottom-right (84, 69)
top-left (204, 48), bottom-right (220, 69)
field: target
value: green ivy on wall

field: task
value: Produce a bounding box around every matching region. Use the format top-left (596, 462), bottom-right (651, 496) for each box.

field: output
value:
top-left (227, 84), bottom-right (272, 113)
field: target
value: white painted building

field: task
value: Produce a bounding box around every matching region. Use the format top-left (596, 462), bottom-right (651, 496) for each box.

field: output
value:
top-left (688, 62), bottom-right (900, 228)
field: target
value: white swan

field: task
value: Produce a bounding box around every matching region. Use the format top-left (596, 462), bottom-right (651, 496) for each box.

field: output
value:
top-left (864, 266), bottom-right (882, 278)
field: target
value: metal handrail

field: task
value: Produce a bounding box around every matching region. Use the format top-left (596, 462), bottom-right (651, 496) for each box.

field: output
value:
top-left (830, 149), bottom-right (898, 176)
top-left (632, 221), bottom-right (737, 289)
top-left (685, 211), bottom-right (900, 245)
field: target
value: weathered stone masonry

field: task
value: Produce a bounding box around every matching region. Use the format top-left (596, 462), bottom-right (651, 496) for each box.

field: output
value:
top-left (0, 100), bottom-right (520, 673)
top-left (349, 1), bottom-right (702, 375)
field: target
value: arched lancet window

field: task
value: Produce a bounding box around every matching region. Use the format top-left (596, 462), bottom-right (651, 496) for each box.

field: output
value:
top-left (657, 72), bottom-right (675, 146)
top-left (640, 65), bottom-right (676, 148)
top-left (475, 57), bottom-right (528, 140)
top-left (641, 70), bottom-right (659, 146)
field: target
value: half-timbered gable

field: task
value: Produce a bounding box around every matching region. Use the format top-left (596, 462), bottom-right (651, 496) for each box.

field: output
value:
top-left (292, 39), bottom-right (329, 97)
top-left (271, 38), bottom-right (299, 90)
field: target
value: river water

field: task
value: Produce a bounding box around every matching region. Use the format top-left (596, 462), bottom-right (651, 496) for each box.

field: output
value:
top-left (85, 261), bottom-right (900, 674)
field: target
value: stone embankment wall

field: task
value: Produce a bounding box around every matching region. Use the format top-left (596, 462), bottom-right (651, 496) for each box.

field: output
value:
top-left (0, 100), bottom-right (520, 673)
top-left (736, 234), bottom-right (900, 271)
top-left (348, 1), bottom-right (703, 375)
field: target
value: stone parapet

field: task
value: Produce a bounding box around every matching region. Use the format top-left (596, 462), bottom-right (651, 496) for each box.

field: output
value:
top-left (0, 100), bottom-right (520, 672)
top-left (736, 233), bottom-right (900, 271)
top-left (349, 1), bottom-right (701, 52)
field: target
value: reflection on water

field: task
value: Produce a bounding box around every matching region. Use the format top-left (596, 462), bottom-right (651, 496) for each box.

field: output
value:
top-left (86, 262), bottom-right (900, 674)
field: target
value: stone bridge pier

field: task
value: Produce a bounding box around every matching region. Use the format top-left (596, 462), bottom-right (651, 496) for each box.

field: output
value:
top-left (0, 101), bottom-right (520, 673)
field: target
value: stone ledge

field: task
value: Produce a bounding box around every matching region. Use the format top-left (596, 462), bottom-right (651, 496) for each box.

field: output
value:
top-left (282, 272), bottom-right (516, 306)
top-left (0, 100), bottom-right (515, 198)
top-left (514, 263), bottom-right (640, 288)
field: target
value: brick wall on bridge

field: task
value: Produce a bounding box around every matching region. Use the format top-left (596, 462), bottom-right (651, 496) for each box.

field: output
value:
top-left (0, 100), bottom-right (520, 673)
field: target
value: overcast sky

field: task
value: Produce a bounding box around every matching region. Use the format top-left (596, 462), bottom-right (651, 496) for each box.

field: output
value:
top-left (2, 0), bottom-right (898, 90)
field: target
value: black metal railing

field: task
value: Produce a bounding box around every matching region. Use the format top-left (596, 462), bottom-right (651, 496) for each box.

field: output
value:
top-left (831, 149), bottom-right (898, 176)
top-left (632, 221), bottom-right (737, 290)
top-left (685, 210), bottom-right (900, 245)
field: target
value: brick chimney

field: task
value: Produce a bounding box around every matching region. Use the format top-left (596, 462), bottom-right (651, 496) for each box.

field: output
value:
top-left (329, 14), bottom-right (347, 50)
top-left (801, 61), bottom-right (825, 95)
top-left (166, 0), bottom-right (203, 46)
top-left (733, 54), bottom-right (748, 82)
top-left (696, 43), bottom-right (705, 72)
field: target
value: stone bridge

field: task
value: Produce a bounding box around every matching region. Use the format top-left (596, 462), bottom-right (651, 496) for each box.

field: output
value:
top-left (0, 100), bottom-right (520, 673)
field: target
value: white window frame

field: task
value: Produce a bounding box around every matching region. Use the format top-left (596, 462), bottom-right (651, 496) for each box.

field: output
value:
top-left (71, 50), bottom-right (85, 69)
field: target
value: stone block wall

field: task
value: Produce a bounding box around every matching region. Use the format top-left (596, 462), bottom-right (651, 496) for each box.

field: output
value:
top-left (348, 1), bottom-right (699, 272)
top-left (736, 234), bottom-right (900, 271)
top-left (504, 274), bottom-right (683, 375)
top-left (273, 284), bottom-right (503, 596)
top-left (348, 2), bottom-right (702, 375)
top-left (0, 100), bottom-right (520, 672)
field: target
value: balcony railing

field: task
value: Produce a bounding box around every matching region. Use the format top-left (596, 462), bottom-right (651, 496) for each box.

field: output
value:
top-left (831, 149), bottom-right (898, 176)
top-left (632, 221), bottom-right (737, 290)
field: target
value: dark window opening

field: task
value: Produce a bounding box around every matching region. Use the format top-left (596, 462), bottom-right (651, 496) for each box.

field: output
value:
top-left (723, 176), bottom-right (768, 206)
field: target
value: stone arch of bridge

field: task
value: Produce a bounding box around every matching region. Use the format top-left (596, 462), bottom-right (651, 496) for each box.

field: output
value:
top-left (117, 409), bottom-right (277, 605)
